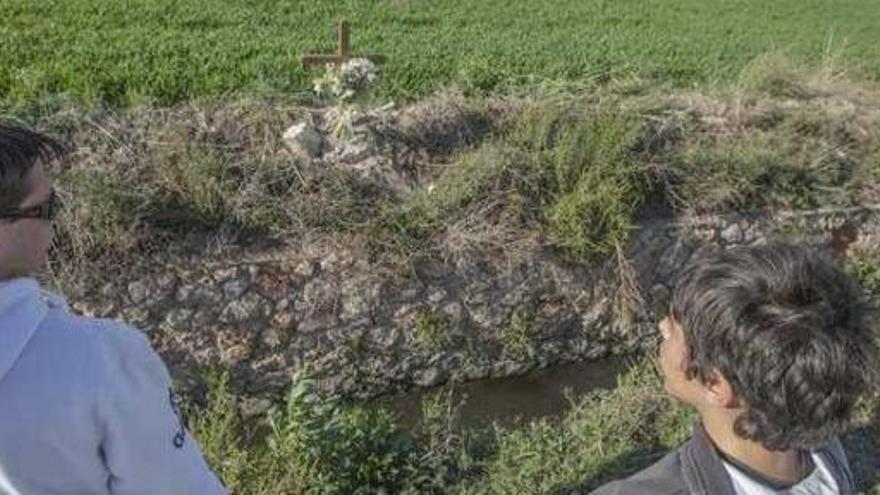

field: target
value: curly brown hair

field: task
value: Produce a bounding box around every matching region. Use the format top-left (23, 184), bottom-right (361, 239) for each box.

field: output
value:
top-left (671, 243), bottom-right (879, 450)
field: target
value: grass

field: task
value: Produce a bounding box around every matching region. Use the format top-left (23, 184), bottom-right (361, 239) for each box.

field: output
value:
top-left (2, 0), bottom-right (880, 109)
top-left (675, 132), bottom-right (856, 212)
top-left (376, 97), bottom-right (658, 262)
top-left (374, 143), bottom-right (525, 256)
top-left (501, 310), bottom-right (536, 360)
top-left (190, 357), bottom-right (880, 493)
top-left (412, 308), bottom-right (453, 353)
top-left (189, 359), bottom-right (691, 494)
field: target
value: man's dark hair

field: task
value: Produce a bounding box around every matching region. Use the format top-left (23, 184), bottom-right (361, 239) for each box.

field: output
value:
top-left (0, 122), bottom-right (65, 212)
top-left (671, 243), bottom-right (878, 451)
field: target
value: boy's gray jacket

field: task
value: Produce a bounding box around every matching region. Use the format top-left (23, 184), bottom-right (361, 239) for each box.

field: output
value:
top-left (0, 278), bottom-right (226, 495)
top-left (591, 422), bottom-right (857, 494)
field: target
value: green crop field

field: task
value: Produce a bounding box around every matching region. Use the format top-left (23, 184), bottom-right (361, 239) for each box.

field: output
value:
top-left (1, 0), bottom-right (879, 108)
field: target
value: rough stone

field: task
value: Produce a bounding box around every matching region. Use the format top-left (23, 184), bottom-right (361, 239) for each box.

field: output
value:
top-left (691, 224), bottom-right (718, 242)
top-left (160, 309), bottom-right (194, 333)
top-left (95, 301), bottom-right (117, 318)
top-left (368, 326), bottom-right (400, 348)
top-left (338, 140), bottom-right (374, 165)
top-left (190, 310), bottom-right (213, 328)
top-left (296, 279), bottom-right (337, 316)
top-left (121, 307), bottom-right (151, 327)
top-left (222, 276), bottom-right (251, 299)
top-left (217, 332), bottom-right (253, 364)
top-left (393, 305), bottom-right (415, 320)
top-left (214, 268), bottom-right (239, 283)
top-left (428, 288), bottom-right (447, 304)
top-left (298, 316), bottom-right (334, 334)
top-left (340, 281), bottom-right (379, 321)
top-left (275, 298), bottom-right (292, 312)
top-left (399, 288), bottom-right (419, 300)
top-left (469, 305), bottom-right (496, 326)
top-left (720, 222), bottom-right (744, 244)
top-left (127, 281), bottom-right (149, 305)
top-left (295, 260), bottom-right (317, 278)
top-left (176, 280), bottom-right (223, 307)
top-left (175, 284), bottom-right (194, 304)
top-left (99, 283), bottom-right (116, 299)
top-left (219, 292), bottom-right (270, 324)
top-left (156, 273), bottom-right (177, 290)
top-left (272, 311), bottom-right (295, 329)
top-left (283, 121), bottom-right (322, 158)
top-left (414, 367), bottom-right (445, 388)
top-left (441, 302), bottom-right (464, 321)
top-left (261, 327), bottom-right (284, 348)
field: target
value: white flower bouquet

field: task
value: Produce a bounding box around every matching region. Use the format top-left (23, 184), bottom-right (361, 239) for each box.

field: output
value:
top-left (313, 58), bottom-right (379, 102)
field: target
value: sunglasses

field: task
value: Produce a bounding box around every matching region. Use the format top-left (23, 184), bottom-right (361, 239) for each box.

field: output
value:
top-left (0, 189), bottom-right (60, 222)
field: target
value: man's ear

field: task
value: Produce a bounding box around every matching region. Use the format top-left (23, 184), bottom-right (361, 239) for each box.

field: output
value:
top-left (701, 369), bottom-right (738, 408)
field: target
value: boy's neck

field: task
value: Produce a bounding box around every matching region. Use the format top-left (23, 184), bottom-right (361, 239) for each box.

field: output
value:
top-left (701, 411), bottom-right (808, 486)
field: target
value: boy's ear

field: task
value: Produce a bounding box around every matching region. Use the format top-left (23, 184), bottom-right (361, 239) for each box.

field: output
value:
top-left (701, 369), bottom-right (738, 408)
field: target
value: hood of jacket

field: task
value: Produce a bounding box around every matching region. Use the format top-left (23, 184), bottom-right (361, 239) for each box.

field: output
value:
top-left (0, 277), bottom-right (50, 384)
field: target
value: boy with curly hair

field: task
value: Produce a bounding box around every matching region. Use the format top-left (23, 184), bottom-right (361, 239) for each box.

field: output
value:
top-left (594, 244), bottom-right (878, 494)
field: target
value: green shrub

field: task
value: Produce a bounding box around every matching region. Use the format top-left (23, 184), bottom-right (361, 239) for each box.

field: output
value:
top-left (193, 369), bottom-right (461, 494)
top-left (847, 256), bottom-right (880, 297)
top-left (502, 310), bottom-right (537, 360)
top-left (533, 104), bottom-right (652, 260)
top-left (379, 100), bottom-right (655, 262)
top-left (412, 308), bottom-right (453, 353)
top-left (189, 372), bottom-right (252, 493)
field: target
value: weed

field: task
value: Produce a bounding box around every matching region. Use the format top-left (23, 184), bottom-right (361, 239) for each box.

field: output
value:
top-left (847, 255), bottom-right (880, 296)
top-left (412, 308), bottom-right (453, 353)
top-left (502, 310), bottom-right (536, 360)
top-left (379, 99), bottom-right (657, 262)
top-left (738, 52), bottom-right (811, 99)
top-left (188, 371), bottom-right (251, 493)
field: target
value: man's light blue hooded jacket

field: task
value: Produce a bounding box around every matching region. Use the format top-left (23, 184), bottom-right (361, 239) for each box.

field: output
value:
top-left (0, 277), bottom-right (226, 494)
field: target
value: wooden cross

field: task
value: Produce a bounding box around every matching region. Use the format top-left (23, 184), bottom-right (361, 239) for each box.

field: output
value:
top-left (301, 21), bottom-right (387, 67)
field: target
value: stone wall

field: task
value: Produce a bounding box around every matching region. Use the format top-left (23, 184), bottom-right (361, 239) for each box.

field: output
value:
top-left (65, 206), bottom-right (880, 404)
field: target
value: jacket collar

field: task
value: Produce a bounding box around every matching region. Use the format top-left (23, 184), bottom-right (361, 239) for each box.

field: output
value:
top-left (680, 422), bottom-right (855, 494)
top-left (0, 278), bottom-right (50, 384)
top-left (680, 422), bottom-right (737, 495)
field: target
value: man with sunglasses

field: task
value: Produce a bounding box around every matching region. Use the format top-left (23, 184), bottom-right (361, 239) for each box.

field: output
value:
top-left (0, 123), bottom-right (226, 494)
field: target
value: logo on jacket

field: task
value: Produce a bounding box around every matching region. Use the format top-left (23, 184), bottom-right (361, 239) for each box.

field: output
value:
top-left (168, 388), bottom-right (186, 449)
